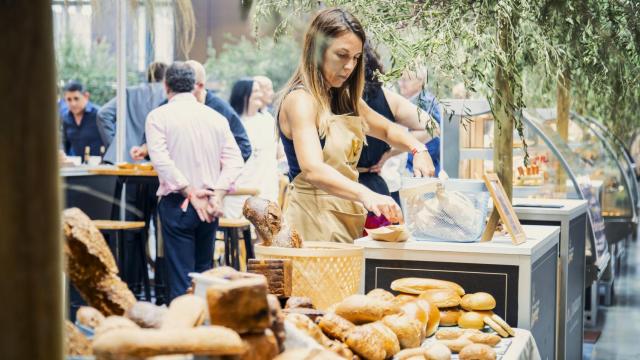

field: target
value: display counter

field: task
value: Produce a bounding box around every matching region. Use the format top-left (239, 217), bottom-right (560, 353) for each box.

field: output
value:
top-left (356, 225), bottom-right (559, 360)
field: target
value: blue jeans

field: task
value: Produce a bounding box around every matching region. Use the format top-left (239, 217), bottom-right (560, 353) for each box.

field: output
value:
top-left (158, 193), bottom-right (217, 301)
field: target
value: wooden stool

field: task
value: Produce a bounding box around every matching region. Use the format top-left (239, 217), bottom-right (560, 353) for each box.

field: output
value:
top-left (92, 220), bottom-right (151, 301)
top-left (218, 188), bottom-right (259, 270)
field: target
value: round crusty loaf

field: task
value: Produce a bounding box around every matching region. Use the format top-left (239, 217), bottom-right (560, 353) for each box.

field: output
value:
top-left (439, 307), bottom-right (463, 327)
top-left (458, 311), bottom-right (486, 330)
top-left (76, 306), bottom-right (105, 329)
top-left (418, 289), bottom-right (461, 308)
top-left (458, 343), bottom-right (497, 360)
top-left (391, 278), bottom-right (465, 296)
top-left (461, 292), bottom-right (496, 311)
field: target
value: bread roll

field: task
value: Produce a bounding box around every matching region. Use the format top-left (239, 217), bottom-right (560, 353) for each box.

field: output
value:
top-left (92, 326), bottom-right (247, 358)
top-left (162, 294), bottom-right (206, 329)
top-left (318, 312), bottom-right (355, 342)
top-left (393, 294), bottom-right (418, 306)
top-left (390, 278), bottom-right (465, 296)
top-left (438, 337), bottom-right (473, 353)
top-left (467, 332), bottom-right (501, 346)
top-left (393, 342), bottom-right (451, 360)
top-left (286, 313), bottom-right (353, 358)
top-left (419, 289), bottom-right (461, 308)
top-left (370, 321), bottom-right (401, 357)
top-left (285, 296), bottom-right (315, 309)
top-left (94, 316), bottom-right (139, 339)
top-left (345, 322), bottom-right (399, 360)
top-left (458, 343), bottom-right (496, 360)
top-left (458, 312), bottom-right (485, 330)
top-left (240, 329), bottom-right (279, 360)
top-left (435, 328), bottom-right (465, 340)
top-left (125, 301), bottom-right (167, 329)
top-left (439, 307), bottom-right (462, 327)
top-left (274, 348), bottom-right (345, 360)
top-left (400, 300), bottom-right (428, 339)
top-left (367, 288), bottom-right (395, 302)
top-left (489, 314), bottom-right (515, 337)
top-left (65, 320), bottom-right (92, 356)
top-left (460, 293), bottom-right (496, 311)
top-left (76, 306), bottom-right (105, 329)
top-left (334, 294), bottom-right (399, 324)
top-left (382, 314), bottom-right (422, 349)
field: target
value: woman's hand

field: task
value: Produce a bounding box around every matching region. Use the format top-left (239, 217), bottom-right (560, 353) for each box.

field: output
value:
top-left (412, 150), bottom-right (435, 178)
top-left (359, 190), bottom-right (403, 223)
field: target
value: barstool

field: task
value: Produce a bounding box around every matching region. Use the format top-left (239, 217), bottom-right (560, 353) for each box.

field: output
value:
top-left (218, 188), bottom-right (259, 270)
top-left (92, 220), bottom-right (151, 301)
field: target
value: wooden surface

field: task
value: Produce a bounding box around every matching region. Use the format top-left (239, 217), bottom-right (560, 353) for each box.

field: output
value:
top-left (0, 1), bottom-right (64, 359)
top-left (93, 220), bottom-right (146, 230)
top-left (219, 218), bottom-right (251, 228)
top-left (89, 168), bottom-right (157, 177)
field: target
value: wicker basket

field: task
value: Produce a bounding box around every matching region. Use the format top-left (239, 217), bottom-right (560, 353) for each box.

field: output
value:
top-left (254, 242), bottom-right (364, 310)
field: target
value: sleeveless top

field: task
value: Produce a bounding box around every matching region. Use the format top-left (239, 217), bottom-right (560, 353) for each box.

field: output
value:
top-left (358, 86), bottom-right (396, 196)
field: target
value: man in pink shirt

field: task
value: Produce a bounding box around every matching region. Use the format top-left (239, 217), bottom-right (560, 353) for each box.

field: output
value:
top-left (146, 62), bottom-right (243, 300)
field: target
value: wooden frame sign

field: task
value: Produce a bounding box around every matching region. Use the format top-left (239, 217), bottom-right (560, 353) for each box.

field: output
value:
top-left (483, 173), bottom-right (527, 245)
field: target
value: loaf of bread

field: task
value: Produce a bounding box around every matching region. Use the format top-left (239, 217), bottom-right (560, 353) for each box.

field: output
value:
top-left (458, 311), bottom-right (486, 330)
top-left (367, 288), bottom-right (395, 302)
top-left (76, 306), bottom-right (105, 329)
top-left (399, 300), bottom-right (428, 339)
top-left (285, 296), bottom-right (315, 310)
top-left (458, 343), bottom-right (496, 360)
top-left (162, 294), bottom-right (206, 329)
top-left (206, 275), bottom-right (270, 334)
top-left (390, 278), bottom-right (465, 296)
top-left (345, 322), bottom-right (400, 360)
top-left (94, 316), bottom-right (140, 339)
top-left (65, 320), bottom-right (92, 356)
top-left (419, 289), bottom-right (461, 308)
top-left (394, 342), bottom-right (451, 360)
top-left (438, 337), bottom-right (474, 353)
top-left (335, 294), bottom-right (399, 324)
top-left (243, 197), bottom-right (303, 248)
top-left (439, 307), bottom-right (462, 327)
top-left (318, 312), bottom-right (355, 342)
top-left (63, 208), bottom-right (136, 316)
top-left (381, 313), bottom-right (422, 349)
top-left (267, 294), bottom-right (286, 352)
top-left (125, 301), bottom-right (167, 329)
top-left (274, 348), bottom-right (345, 360)
top-left (241, 329), bottom-right (280, 360)
top-left (286, 313), bottom-right (353, 359)
top-left (460, 293), bottom-right (496, 311)
top-left (248, 259), bottom-right (293, 297)
top-left (92, 326), bottom-right (247, 358)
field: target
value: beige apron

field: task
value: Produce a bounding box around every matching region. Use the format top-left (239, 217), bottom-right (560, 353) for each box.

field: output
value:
top-left (284, 114), bottom-right (368, 243)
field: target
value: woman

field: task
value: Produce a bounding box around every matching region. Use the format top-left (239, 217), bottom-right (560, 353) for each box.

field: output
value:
top-left (359, 43), bottom-right (438, 230)
top-left (224, 78), bottom-right (280, 218)
top-left (277, 8), bottom-right (435, 243)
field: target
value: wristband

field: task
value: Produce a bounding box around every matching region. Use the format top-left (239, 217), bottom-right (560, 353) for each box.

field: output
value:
top-left (411, 146), bottom-right (427, 156)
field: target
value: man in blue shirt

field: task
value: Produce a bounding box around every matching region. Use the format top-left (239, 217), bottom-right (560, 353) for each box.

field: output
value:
top-left (61, 81), bottom-right (104, 156)
top-left (398, 71), bottom-right (442, 175)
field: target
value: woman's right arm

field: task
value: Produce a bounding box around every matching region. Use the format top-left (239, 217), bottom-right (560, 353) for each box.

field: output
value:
top-left (282, 90), bottom-right (401, 220)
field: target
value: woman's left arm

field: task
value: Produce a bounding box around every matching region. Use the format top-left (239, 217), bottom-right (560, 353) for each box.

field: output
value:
top-left (360, 99), bottom-right (435, 177)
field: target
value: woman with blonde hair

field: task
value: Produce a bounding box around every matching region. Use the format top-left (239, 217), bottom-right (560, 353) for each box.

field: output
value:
top-left (278, 7), bottom-right (435, 243)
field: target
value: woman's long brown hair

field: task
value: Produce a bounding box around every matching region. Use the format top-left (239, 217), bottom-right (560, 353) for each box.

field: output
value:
top-left (277, 7), bottom-right (366, 137)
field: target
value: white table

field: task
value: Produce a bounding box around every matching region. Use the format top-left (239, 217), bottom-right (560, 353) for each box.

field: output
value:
top-left (355, 225), bottom-right (559, 360)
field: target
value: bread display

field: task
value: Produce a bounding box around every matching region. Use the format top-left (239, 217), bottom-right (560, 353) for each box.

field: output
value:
top-left (243, 196), bottom-right (303, 248)
top-left (438, 307), bottom-right (462, 327)
top-left (241, 329), bottom-right (280, 360)
top-left (367, 288), bottom-right (395, 302)
top-left (248, 259), bottom-right (293, 297)
top-left (65, 320), bottom-right (92, 356)
top-left (457, 311), bottom-right (486, 330)
top-left (161, 294), bottom-right (206, 329)
top-left (394, 342), bottom-right (451, 360)
top-left (382, 314), bottom-right (422, 349)
top-left (63, 208), bottom-right (136, 316)
top-left (318, 312), bottom-right (355, 342)
top-left (460, 293), bottom-right (496, 311)
top-left (334, 294), bottom-right (399, 324)
top-left (267, 294), bottom-right (286, 351)
top-left (92, 326), bottom-right (247, 358)
top-left (390, 278), bottom-right (465, 296)
top-left (125, 301), bottom-right (167, 329)
top-left (94, 316), bottom-right (140, 339)
top-left (458, 343), bottom-right (497, 360)
top-left (76, 306), bottom-right (105, 329)
top-left (274, 348), bottom-right (345, 360)
top-left (206, 274), bottom-right (270, 334)
top-left (285, 296), bottom-right (315, 309)
top-left (418, 289), bottom-right (461, 308)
